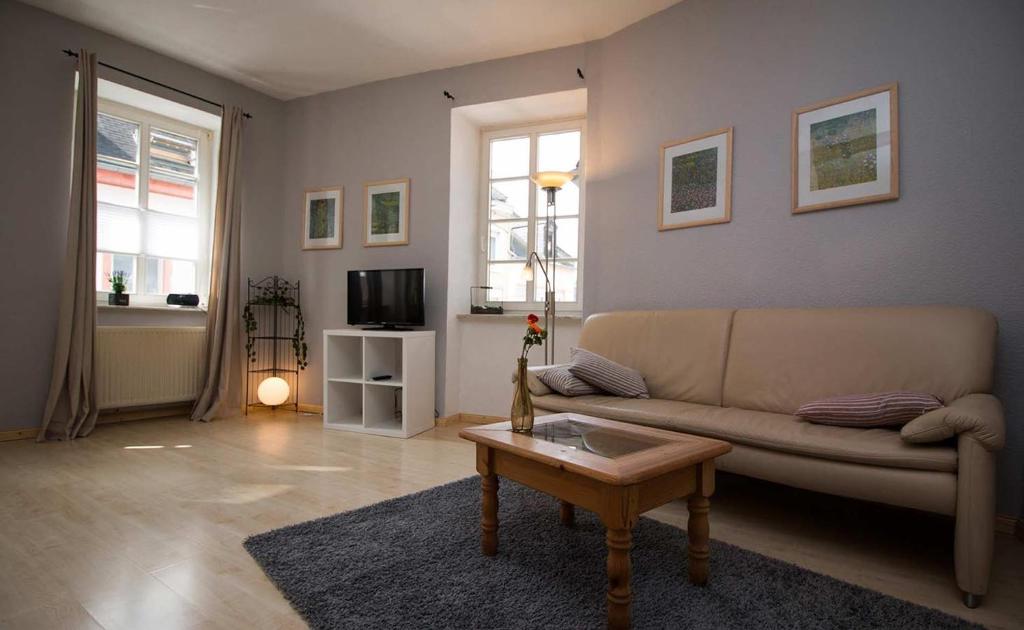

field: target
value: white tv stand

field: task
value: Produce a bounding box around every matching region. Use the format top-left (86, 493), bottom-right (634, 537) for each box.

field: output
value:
top-left (322, 329), bottom-right (435, 438)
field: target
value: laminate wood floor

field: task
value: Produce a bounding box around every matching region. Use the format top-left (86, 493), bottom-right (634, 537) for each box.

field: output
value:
top-left (0, 412), bottom-right (1020, 629)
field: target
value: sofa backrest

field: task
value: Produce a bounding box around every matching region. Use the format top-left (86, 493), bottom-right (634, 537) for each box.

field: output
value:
top-left (578, 309), bottom-right (734, 405)
top-left (721, 306), bottom-right (997, 414)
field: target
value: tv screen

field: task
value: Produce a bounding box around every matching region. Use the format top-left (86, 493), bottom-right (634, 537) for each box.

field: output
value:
top-left (347, 268), bottom-right (425, 328)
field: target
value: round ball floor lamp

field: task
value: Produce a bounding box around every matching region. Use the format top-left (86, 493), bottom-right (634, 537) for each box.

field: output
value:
top-left (257, 376), bottom-right (291, 407)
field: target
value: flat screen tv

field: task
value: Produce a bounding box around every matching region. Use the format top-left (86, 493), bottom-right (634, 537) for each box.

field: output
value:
top-left (347, 268), bottom-right (425, 329)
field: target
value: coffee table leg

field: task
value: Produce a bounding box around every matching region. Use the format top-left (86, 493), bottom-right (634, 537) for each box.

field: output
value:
top-left (559, 500), bottom-right (575, 527)
top-left (481, 473), bottom-right (498, 556)
top-left (687, 494), bottom-right (710, 585)
top-left (606, 527), bottom-right (632, 629)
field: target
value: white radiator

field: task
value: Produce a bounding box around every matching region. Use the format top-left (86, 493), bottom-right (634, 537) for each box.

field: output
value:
top-left (96, 326), bottom-right (207, 409)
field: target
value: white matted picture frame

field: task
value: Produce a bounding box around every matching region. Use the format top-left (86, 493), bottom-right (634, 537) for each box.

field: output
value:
top-left (363, 178), bottom-right (410, 247)
top-left (658, 127), bottom-right (732, 231)
top-left (792, 83), bottom-right (899, 214)
top-left (302, 187), bottom-right (343, 250)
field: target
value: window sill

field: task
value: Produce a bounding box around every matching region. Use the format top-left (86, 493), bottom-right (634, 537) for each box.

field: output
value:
top-left (98, 303), bottom-right (207, 314)
top-left (456, 312), bottom-right (582, 323)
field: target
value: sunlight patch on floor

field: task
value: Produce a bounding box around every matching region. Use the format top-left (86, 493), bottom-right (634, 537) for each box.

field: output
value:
top-left (185, 484), bottom-right (293, 505)
top-left (265, 464), bottom-right (353, 473)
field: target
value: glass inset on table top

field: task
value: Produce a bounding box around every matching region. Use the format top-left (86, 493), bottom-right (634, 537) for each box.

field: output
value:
top-left (524, 419), bottom-right (668, 459)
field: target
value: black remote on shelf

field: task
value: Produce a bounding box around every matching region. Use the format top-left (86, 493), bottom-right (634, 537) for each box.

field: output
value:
top-left (371, 375), bottom-right (393, 381)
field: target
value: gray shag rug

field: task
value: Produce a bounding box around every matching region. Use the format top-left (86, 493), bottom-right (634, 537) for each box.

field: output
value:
top-left (244, 477), bottom-right (978, 630)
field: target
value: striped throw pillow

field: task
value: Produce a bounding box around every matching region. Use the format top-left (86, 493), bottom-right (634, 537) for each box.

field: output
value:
top-left (568, 347), bottom-right (649, 399)
top-left (538, 365), bottom-right (603, 397)
top-left (796, 392), bottom-right (943, 427)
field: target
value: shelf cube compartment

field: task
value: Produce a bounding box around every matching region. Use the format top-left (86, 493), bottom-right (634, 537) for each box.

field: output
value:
top-left (325, 380), bottom-right (363, 427)
top-left (364, 336), bottom-right (403, 383)
top-left (364, 383), bottom-right (403, 432)
top-left (327, 335), bottom-right (362, 381)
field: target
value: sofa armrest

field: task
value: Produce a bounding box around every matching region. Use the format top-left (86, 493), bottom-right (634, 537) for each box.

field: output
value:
top-left (511, 364), bottom-right (565, 397)
top-left (900, 394), bottom-right (1005, 451)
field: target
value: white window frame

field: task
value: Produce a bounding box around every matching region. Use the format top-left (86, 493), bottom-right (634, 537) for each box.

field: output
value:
top-left (478, 118), bottom-right (586, 313)
top-left (96, 98), bottom-right (215, 306)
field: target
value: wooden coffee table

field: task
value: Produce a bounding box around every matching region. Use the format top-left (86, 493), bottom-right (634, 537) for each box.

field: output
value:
top-left (459, 413), bottom-right (732, 629)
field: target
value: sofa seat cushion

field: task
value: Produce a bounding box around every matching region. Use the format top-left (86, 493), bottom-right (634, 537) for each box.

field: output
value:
top-left (532, 394), bottom-right (957, 473)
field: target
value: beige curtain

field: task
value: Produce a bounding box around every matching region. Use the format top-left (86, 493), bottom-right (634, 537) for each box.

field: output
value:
top-left (38, 49), bottom-right (99, 441)
top-left (192, 106), bottom-right (244, 421)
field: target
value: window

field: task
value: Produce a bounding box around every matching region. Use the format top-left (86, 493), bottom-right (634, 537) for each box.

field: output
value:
top-left (95, 99), bottom-right (215, 304)
top-left (481, 120), bottom-right (584, 311)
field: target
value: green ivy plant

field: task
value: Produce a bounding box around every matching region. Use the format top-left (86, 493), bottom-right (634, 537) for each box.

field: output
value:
top-left (243, 283), bottom-right (308, 370)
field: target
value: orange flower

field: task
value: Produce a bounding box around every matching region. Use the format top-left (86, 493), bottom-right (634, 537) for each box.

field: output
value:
top-left (527, 313), bottom-right (539, 324)
top-left (529, 322), bottom-right (543, 334)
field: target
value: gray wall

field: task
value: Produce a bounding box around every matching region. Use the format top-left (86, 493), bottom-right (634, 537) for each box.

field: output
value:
top-left (583, 0), bottom-right (1024, 515)
top-left (279, 45), bottom-right (586, 414)
top-left (0, 0), bottom-right (286, 430)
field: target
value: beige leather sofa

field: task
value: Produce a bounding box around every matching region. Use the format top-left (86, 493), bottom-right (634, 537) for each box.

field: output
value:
top-left (527, 306), bottom-right (1003, 607)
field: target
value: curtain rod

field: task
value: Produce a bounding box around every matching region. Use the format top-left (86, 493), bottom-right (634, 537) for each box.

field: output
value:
top-left (62, 49), bottom-right (253, 119)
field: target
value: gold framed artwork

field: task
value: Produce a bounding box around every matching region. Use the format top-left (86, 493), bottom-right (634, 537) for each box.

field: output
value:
top-left (792, 83), bottom-right (899, 214)
top-left (302, 187), bottom-right (342, 250)
top-left (658, 127), bottom-right (732, 231)
top-left (363, 178), bottom-right (410, 247)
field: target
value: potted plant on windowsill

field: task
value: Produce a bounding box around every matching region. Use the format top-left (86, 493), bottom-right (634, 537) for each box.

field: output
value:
top-left (108, 271), bottom-right (130, 306)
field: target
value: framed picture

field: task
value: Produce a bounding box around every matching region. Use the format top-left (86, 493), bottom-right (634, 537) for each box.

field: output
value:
top-left (363, 178), bottom-right (410, 247)
top-left (302, 187), bottom-right (342, 250)
top-left (658, 127), bottom-right (732, 231)
top-left (792, 83), bottom-right (899, 214)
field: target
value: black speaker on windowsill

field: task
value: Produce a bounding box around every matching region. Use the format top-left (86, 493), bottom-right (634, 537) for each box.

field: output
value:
top-left (167, 293), bottom-right (200, 307)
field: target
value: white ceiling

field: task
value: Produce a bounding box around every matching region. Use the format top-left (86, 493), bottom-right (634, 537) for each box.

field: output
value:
top-left (27, 0), bottom-right (680, 100)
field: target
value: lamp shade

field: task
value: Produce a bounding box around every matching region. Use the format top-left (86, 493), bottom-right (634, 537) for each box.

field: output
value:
top-left (520, 262), bottom-right (535, 282)
top-left (257, 376), bottom-right (290, 407)
top-left (530, 171), bottom-right (574, 190)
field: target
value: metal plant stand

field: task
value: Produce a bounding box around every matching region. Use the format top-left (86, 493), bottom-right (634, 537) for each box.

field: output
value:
top-left (244, 276), bottom-right (304, 413)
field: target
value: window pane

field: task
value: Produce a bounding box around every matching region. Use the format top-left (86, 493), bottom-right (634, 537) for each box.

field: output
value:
top-left (98, 114), bottom-right (139, 163)
top-left (97, 204), bottom-right (142, 254)
top-left (149, 128), bottom-right (199, 217)
top-left (487, 262), bottom-right (527, 302)
top-left (488, 221), bottom-right (528, 261)
top-left (98, 159), bottom-right (139, 207)
top-left (489, 137), bottom-right (529, 179)
top-left (489, 179), bottom-right (529, 219)
top-left (96, 252), bottom-right (137, 293)
top-left (537, 130), bottom-right (580, 172)
top-left (536, 179), bottom-right (579, 216)
top-left (536, 218), bottom-right (579, 260)
top-left (150, 128), bottom-right (197, 177)
top-left (149, 171), bottom-right (197, 216)
top-left (144, 258), bottom-right (196, 295)
top-left (147, 212), bottom-right (198, 260)
top-left (534, 259), bottom-right (578, 303)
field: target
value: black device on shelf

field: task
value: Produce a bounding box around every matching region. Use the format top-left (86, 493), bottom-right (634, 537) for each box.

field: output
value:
top-left (167, 293), bottom-right (200, 307)
top-left (347, 268), bottom-right (425, 330)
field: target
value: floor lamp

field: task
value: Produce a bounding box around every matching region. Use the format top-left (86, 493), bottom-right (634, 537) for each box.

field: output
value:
top-left (522, 170), bottom-right (574, 365)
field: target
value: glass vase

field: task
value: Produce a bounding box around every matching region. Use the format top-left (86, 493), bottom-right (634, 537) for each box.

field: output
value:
top-left (510, 357), bottom-right (534, 433)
